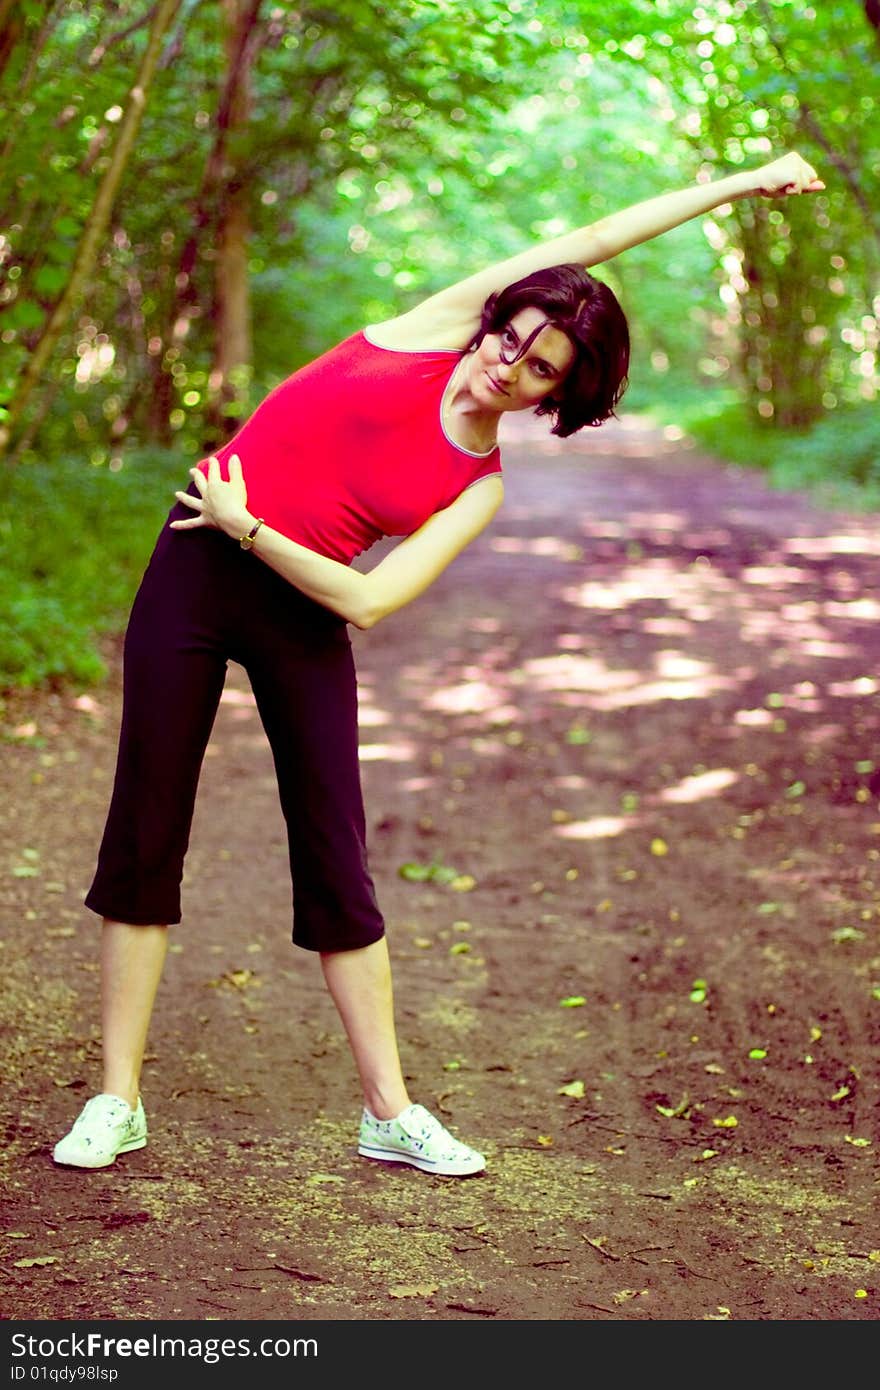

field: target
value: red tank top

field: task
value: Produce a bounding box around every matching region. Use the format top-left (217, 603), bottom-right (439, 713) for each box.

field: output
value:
top-left (198, 330), bottom-right (502, 564)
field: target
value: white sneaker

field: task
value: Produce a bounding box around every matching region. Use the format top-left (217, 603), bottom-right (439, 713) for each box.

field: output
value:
top-left (358, 1103), bottom-right (486, 1176)
top-left (53, 1094), bottom-right (147, 1169)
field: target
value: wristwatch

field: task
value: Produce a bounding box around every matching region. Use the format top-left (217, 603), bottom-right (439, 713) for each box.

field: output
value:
top-left (239, 518), bottom-right (265, 551)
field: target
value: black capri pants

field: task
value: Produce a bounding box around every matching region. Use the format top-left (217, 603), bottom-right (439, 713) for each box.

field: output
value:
top-left (85, 496), bottom-right (385, 953)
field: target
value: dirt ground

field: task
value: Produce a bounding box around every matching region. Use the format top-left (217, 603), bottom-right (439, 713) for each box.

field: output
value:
top-left (1, 413), bottom-right (878, 1327)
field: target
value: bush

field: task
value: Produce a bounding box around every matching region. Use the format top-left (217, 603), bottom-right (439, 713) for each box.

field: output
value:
top-left (0, 448), bottom-right (184, 690)
top-left (642, 389), bottom-right (880, 512)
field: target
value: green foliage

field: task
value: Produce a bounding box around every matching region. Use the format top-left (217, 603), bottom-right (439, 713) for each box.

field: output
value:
top-left (1, 0), bottom-right (544, 456)
top-left (557, 0), bottom-right (880, 427)
top-left (4, 0), bottom-right (876, 459)
top-left (3, 1), bottom-right (877, 454)
top-left (653, 394), bottom-right (880, 512)
top-left (770, 403), bottom-right (880, 508)
top-left (0, 449), bottom-right (183, 688)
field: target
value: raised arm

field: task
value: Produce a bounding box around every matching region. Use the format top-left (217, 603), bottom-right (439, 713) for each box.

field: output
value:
top-left (372, 151), bottom-right (824, 352)
top-left (171, 456), bottom-right (504, 629)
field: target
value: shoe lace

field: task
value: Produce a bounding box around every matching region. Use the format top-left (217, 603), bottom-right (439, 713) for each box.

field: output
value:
top-left (79, 1095), bottom-right (129, 1126)
top-left (407, 1107), bottom-right (464, 1153)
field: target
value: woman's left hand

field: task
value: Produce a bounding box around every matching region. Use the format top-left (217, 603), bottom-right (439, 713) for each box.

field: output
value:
top-left (170, 453), bottom-right (253, 539)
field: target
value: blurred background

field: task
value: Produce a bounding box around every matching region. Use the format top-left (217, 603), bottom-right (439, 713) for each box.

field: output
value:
top-left (1, 0), bottom-right (878, 687)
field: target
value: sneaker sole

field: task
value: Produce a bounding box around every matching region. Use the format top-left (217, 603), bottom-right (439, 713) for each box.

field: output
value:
top-left (52, 1135), bottom-right (147, 1169)
top-left (358, 1141), bottom-right (485, 1176)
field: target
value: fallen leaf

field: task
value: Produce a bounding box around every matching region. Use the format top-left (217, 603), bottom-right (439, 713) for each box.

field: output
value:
top-left (831, 926), bottom-right (865, 944)
top-left (712, 1115), bottom-right (738, 1129)
top-left (223, 969), bottom-right (255, 989)
top-left (449, 942), bottom-right (471, 955)
top-left (306, 1174), bottom-right (344, 1186)
top-left (13, 1256), bottom-right (57, 1268)
top-left (398, 862), bottom-right (434, 882)
top-left (450, 874), bottom-right (476, 892)
top-left (536, 1135), bottom-right (553, 1147)
top-left (557, 1080), bottom-right (586, 1099)
top-left (565, 727), bottom-right (591, 745)
top-left (389, 1283), bottom-right (438, 1299)
top-left (650, 838), bottom-right (668, 857)
top-left (656, 1095), bottom-right (690, 1119)
top-left (559, 996), bottom-right (586, 1008)
top-left (431, 864), bottom-right (460, 884)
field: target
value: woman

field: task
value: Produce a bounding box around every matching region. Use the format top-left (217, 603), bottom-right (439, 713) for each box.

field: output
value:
top-left (54, 150), bottom-right (823, 1176)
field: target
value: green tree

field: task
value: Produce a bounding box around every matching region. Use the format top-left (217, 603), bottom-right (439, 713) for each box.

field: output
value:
top-left (0, 0), bottom-right (183, 459)
top-left (0, 0), bottom-right (544, 459)
top-left (553, 0), bottom-right (880, 426)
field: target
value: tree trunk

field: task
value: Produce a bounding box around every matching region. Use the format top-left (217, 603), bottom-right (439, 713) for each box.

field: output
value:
top-left (206, 0), bottom-right (260, 444)
top-left (0, 0), bottom-right (23, 86)
top-left (732, 204), bottom-right (830, 430)
top-left (142, 0), bottom-right (262, 447)
top-left (0, 0), bottom-right (183, 460)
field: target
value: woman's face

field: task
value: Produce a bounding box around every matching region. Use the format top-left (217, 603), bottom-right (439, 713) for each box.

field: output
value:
top-left (469, 307), bottom-right (576, 413)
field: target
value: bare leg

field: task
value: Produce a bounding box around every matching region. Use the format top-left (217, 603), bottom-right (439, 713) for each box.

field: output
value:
top-left (320, 937), bottom-right (411, 1120)
top-left (100, 919), bottom-right (169, 1107)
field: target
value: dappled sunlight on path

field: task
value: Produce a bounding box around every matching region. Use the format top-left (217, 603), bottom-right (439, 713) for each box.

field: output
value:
top-left (334, 415), bottom-right (879, 861)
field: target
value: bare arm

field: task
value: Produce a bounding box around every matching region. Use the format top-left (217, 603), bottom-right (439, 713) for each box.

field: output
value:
top-left (371, 151), bottom-right (824, 352)
top-left (170, 455), bottom-right (504, 630)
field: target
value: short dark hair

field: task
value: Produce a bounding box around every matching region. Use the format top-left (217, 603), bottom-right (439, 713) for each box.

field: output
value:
top-left (468, 263), bottom-right (630, 437)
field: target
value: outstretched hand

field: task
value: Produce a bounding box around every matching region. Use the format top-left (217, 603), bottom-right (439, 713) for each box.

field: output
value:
top-left (170, 454), bottom-right (252, 539)
top-left (751, 151), bottom-right (824, 198)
